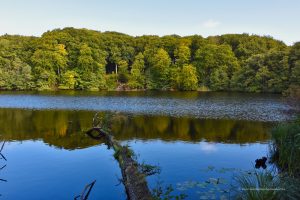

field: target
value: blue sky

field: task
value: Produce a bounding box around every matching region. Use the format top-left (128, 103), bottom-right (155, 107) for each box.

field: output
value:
top-left (0, 0), bottom-right (299, 45)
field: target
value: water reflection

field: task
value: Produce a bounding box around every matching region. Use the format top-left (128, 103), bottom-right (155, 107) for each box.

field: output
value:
top-left (0, 91), bottom-right (291, 121)
top-left (0, 109), bottom-right (272, 150)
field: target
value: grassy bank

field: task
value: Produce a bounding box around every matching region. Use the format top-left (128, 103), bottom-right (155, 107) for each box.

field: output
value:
top-left (236, 118), bottom-right (300, 199)
top-left (271, 119), bottom-right (300, 177)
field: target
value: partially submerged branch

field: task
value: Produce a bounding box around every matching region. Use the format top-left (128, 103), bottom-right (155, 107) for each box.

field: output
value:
top-left (0, 141), bottom-right (6, 161)
top-left (74, 180), bottom-right (96, 200)
top-left (86, 127), bottom-right (153, 200)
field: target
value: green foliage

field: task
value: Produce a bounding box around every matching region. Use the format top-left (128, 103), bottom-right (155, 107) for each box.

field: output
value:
top-left (152, 183), bottom-right (187, 200)
top-left (76, 43), bottom-right (106, 90)
top-left (236, 119), bottom-right (300, 200)
top-left (113, 144), bottom-right (134, 160)
top-left (194, 44), bottom-right (239, 90)
top-left (232, 51), bottom-right (289, 92)
top-left (235, 170), bottom-right (280, 200)
top-left (270, 121), bottom-right (300, 177)
top-left (59, 70), bottom-right (78, 89)
top-left (128, 53), bottom-right (145, 89)
top-left (117, 60), bottom-right (129, 83)
top-left (209, 34), bottom-right (287, 62)
top-left (174, 45), bottom-right (191, 67)
top-left (0, 28), bottom-right (299, 92)
top-left (176, 166), bottom-right (237, 199)
top-left (34, 68), bottom-right (56, 90)
top-left (178, 65), bottom-right (198, 91)
top-left (138, 163), bottom-right (161, 176)
top-left (149, 48), bottom-right (171, 89)
top-left (210, 65), bottom-right (230, 91)
top-left (284, 85), bottom-right (300, 110)
top-left (277, 175), bottom-right (300, 200)
top-left (289, 42), bottom-right (300, 86)
top-left (105, 73), bottom-right (117, 91)
top-left (0, 38), bottom-right (34, 90)
top-left (30, 41), bottom-right (68, 90)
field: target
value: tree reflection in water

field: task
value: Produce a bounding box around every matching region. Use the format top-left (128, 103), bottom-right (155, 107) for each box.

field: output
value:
top-left (0, 109), bottom-right (273, 150)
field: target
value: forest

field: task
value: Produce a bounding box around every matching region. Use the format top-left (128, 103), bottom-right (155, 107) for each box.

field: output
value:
top-left (0, 27), bottom-right (299, 93)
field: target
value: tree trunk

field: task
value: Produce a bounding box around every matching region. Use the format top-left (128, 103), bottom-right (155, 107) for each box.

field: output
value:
top-left (86, 128), bottom-right (152, 200)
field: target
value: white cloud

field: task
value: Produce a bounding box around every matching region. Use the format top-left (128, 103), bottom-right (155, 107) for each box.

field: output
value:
top-left (202, 19), bottom-right (220, 28)
top-left (199, 142), bottom-right (218, 153)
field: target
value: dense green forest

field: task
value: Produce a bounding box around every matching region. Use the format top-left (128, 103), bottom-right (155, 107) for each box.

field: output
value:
top-left (0, 27), bottom-right (299, 92)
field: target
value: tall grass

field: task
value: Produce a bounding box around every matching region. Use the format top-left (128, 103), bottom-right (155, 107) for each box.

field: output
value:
top-left (277, 175), bottom-right (300, 200)
top-left (270, 120), bottom-right (300, 177)
top-left (235, 170), bottom-right (280, 200)
top-left (235, 169), bottom-right (300, 200)
top-left (235, 119), bottom-right (300, 199)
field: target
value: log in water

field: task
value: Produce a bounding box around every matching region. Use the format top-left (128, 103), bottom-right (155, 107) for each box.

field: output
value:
top-left (86, 127), bottom-right (152, 200)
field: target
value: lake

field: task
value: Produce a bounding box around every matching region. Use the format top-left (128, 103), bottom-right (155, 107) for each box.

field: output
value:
top-left (0, 91), bottom-right (293, 199)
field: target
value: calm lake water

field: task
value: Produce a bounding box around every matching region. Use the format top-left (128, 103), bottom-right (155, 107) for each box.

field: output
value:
top-left (0, 91), bottom-right (292, 199)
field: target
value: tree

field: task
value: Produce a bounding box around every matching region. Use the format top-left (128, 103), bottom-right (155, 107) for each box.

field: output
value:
top-left (149, 48), bottom-right (171, 89)
top-left (171, 45), bottom-right (194, 90)
top-left (30, 42), bottom-right (68, 90)
top-left (264, 51), bottom-right (289, 92)
top-left (0, 28), bottom-right (297, 93)
top-left (0, 56), bottom-right (33, 90)
top-left (232, 51), bottom-right (289, 92)
top-left (59, 70), bottom-right (78, 89)
top-left (108, 46), bottom-right (122, 74)
top-left (77, 44), bottom-right (94, 73)
top-left (128, 53), bottom-right (145, 89)
top-left (174, 45), bottom-right (191, 66)
top-left (194, 44), bottom-right (239, 90)
top-left (254, 66), bottom-right (271, 92)
top-left (117, 60), bottom-right (129, 83)
top-left (209, 34), bottom-right (287, 62)
top-left (210, 65), bottom-right (230, 91)
top-left (169, 66), bottom-right (180, 90)
top-left (178, 64), bottom-right (198, 91)
top-left (31, 49), bottom-right (57, 90)
top-left (289, 42), bottom-right (300, 86)
top-left (76, 43), bottom-right (106, 90)
top-left (53, 44), bottom-right (68, 77)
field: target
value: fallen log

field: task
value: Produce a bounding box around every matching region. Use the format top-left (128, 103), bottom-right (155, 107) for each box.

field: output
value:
top-left (86, 127), bottom-right (152, 200)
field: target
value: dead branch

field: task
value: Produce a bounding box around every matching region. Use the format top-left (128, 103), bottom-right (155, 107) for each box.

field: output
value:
top-left (74, 180), bottom-right (96, 200)
top-left (86, 127), bottom-right (152, 200)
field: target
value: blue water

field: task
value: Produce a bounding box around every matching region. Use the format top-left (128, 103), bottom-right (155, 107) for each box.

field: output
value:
top-left (1, 140), bottom-right (270, 200)
top-left (0, 91), bottom-right (292, 121)
top-left (1, 141), bottom-right (124, 199)
top-left (0, 91), bottom-right (286, 199)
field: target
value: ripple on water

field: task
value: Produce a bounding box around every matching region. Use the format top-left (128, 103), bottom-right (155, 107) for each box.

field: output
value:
top-left (0, 93), bottom-right (294, 122)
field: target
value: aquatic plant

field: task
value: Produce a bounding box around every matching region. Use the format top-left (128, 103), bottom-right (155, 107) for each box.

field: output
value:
top-left (176, 166), bottom-right (242, 199)
top-left (234, 170), bottom-right (280, 200)
top-left (152, 181), bottom-right (187, 200)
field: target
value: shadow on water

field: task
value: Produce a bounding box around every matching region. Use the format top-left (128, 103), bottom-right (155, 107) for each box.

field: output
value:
top-left (0, 109), bottom-right (273, 149)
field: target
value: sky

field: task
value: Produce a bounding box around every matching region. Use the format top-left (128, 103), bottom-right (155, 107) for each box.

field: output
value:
top-left (0, 0), bottom-right (299, 45)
